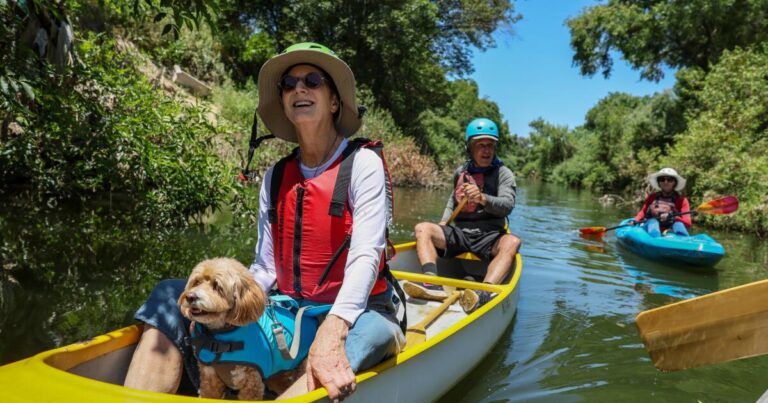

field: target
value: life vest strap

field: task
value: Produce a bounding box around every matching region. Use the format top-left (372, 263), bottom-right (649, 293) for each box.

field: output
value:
top-left (188, 329), bottom-right (245, 364)
top-left (268, 149), bottom-right (299, 224)
top-left (329, 139), bottom-right (370, 217)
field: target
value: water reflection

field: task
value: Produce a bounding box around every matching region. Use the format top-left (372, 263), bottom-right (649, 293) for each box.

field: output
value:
top-left (3, 181), bottom-right (768, 402)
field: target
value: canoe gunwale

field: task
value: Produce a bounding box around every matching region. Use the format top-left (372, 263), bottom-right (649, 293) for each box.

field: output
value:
top-left (0, 242), bottom-right (523, 402)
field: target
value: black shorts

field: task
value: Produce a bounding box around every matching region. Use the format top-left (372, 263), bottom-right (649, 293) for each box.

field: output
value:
top-left (440, 225), bottom-right (505, 261)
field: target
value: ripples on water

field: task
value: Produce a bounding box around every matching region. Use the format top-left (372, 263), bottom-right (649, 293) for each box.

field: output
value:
top-left (433, 182), bottom-right (768, 403)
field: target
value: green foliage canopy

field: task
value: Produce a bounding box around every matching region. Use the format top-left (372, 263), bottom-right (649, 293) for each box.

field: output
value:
top-left (216, 0), bottom-right (518, 128)
top-left (567, 0), bottom-right (768, 81)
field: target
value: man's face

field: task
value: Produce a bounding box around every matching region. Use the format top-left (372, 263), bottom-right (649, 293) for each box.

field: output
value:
top-left (469, 138), bottom-right (497, 167)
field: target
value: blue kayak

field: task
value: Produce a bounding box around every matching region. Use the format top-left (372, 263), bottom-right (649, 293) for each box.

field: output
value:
top-left (615, 218), bottom-right (725, 266)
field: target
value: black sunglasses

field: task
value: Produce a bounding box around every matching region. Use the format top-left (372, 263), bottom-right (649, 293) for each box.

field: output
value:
top-left (658, 176), bottom-right (676, 183)
top-left (278, 72), bottom-right (328, 92)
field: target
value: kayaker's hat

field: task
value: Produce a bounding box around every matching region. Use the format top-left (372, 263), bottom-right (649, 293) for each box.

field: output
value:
top-left (648, 167), bottom-right (686, 191)
top-left (257, 42), bottom-right (362, 143)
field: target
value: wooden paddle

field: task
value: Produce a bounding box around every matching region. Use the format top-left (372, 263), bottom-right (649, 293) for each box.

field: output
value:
top-left (405, 291), bottom-right (462, 348)
top-left (578, 195), bottom-right (739, 236)
top-left (636, 279), bottom-right (768, 372)
top-left (446, 196), bottom-right (469, 225)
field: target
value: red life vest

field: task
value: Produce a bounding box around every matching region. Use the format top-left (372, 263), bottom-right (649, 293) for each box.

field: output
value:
top-left (268, 140), bottom-right (391, 302)
top-left (647, 192), bottom-right (678, 218)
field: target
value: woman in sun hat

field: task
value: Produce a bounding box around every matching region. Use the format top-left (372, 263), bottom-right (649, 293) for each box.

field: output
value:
top-left (631, 167), bottom-right (691, 237)
top-left (124, 43), bottom-right (403, 401)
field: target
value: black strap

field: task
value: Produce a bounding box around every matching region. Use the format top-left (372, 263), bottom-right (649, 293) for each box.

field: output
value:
top-left (268, 149), bottom-right (299, 224)
top-left (317, 234), bottom-right (351, 286)
top-left (328, 139), bottom-right (367, 216)
top-left (381, 264), bottom-right (407, 334)
top-left (189, 332), bottom-right (245, 364)
top-left (240, 109), bottom-right (275, 180)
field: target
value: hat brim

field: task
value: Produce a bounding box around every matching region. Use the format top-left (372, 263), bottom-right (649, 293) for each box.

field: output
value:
top-left (468, 135), bottom-right (499, 142)
top-left (648, 172), bottom-right (686, 191)
top-left (257, 50), bottom-right (361, 143)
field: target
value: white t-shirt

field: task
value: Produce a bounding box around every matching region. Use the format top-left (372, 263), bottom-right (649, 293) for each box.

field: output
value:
top-left (248, 138), bottom-right (387, 325)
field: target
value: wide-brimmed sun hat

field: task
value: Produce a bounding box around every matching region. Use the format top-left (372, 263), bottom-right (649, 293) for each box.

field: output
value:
top-left (257, 42), bottom-right (362, 143)
top-left (648, 167), bottom-right (686, 191)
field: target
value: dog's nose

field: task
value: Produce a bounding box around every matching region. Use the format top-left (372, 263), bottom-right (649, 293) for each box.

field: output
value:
top-left (186, 292), bottom-right (198, 303)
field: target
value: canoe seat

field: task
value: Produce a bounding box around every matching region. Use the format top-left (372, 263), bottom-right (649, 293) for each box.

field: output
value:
top-left (455, 252), bottom-right (481, 261)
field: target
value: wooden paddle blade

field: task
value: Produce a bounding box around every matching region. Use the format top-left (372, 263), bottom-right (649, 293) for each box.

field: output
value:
top-left (696, 196), bottom-right (739, 215)
top-left (405, 291), bottom-right (461, 348)
top-left (578, 226), bottom-right (608, 235)
top-left (636, 279), bottom-right (768, 372)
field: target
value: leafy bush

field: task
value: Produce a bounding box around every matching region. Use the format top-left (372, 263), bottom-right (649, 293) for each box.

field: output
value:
top-left (666, 46), bottom-right (768, 234)
top-left (0, 35), bottom-right (234, 226)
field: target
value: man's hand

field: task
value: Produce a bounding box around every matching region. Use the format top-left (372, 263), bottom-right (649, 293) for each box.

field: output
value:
top-left (307, 315), bottom-right (355, 402)
top-left (659, 213), bottom-right (670, 222)
top-left (461, 183), bottom-right (486, 205)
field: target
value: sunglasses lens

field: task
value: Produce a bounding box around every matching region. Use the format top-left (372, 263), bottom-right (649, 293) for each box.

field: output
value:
top-left (659, 177), bottom-right (674, 182)
top-left (279, 76), bottom-right (299, 90)
top-left (305, 72), bottom-right (324, 89)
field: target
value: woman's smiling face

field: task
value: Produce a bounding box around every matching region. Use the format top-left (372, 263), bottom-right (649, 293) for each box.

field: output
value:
top-left (280, 64), bottom-right (339, 127)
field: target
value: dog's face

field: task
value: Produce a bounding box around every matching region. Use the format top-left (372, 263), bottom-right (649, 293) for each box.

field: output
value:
top-left (178, 258), bottom-right (266, 329)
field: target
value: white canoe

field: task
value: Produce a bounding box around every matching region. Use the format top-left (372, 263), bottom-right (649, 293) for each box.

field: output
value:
top-left (0, 242), bottom-right (522, 402)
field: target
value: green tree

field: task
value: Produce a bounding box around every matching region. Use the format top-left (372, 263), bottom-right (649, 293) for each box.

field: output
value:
top-left (522, 119), bottom-right (574, 179)
top-left (214, 0), bottom-right (518, 128)
top-left (666, 46), bottom-right (768, 234)
top-left (567, 0), bottom-right (768, 81)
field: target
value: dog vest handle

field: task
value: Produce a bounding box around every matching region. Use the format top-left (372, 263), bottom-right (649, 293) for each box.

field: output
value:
top-left (274, 306), bottom-right (309, 361)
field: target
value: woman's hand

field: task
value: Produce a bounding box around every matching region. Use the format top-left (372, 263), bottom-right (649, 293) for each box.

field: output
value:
top-left (307, 315), bottom-right (356, 402)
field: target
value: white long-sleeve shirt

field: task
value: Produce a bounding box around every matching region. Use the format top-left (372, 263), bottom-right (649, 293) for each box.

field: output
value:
top-left (248, 138), bottom-right (386, 325)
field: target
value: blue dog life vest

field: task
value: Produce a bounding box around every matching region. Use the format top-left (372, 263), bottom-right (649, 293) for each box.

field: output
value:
top-left (189, 295), bottom-right (331, 378)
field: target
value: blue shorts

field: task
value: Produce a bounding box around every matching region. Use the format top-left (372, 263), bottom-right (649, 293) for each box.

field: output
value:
top-left (134, 279), bottom-right (404, 389)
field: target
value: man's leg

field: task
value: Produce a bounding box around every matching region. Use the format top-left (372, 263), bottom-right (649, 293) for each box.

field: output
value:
top-left (414, 222), bottom-right (448, 275)
top-left (461, 233), bottom-right (521, 313)
top-left (124, 325), bottom-right (183, 393)
top-left (485, 234), bottom-right (521, 284)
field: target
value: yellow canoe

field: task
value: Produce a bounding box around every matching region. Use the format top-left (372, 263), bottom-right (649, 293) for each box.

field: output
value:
top-left (0, 242), bottom-right (522, 402)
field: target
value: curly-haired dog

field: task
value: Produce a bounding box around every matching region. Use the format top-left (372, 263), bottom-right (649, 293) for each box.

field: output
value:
top-left (178, 258), bottom-right (269, 400)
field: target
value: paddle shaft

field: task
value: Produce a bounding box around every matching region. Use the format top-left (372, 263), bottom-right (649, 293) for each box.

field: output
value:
top-left (446, 197), bottom-right (469, 225)
top-left (405, 291), bottom-right (462, 345)
top-left (579, 195), bottom-right (738, 235)
top-left (636, 279), bottom-right (768, 371)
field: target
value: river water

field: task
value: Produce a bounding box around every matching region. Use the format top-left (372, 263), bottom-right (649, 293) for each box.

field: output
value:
top-left (2, 181), bottom-right (768, 402)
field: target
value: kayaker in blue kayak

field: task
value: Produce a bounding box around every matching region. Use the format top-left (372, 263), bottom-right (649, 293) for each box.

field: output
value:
top-left (631, 167), bottom-right (692, 237)
top-left (411, 118), bottom-right (521, 312)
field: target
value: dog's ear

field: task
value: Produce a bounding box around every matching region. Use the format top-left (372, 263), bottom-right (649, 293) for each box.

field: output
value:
top-left (229, 271), bottom-right (266, 326)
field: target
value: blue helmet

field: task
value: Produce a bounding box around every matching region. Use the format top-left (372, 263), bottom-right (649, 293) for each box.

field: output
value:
top-left (465, 118), bottom-right (499, 143)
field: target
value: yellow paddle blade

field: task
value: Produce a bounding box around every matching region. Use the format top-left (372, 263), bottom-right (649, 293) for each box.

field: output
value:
top-left (636, 279), bottom-right (768, 372)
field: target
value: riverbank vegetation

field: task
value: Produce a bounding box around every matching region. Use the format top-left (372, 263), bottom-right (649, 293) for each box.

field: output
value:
top-left (1, 0), bottom-right (518, 226)
top-left (3, 1), bottom-right (767, 235)
top-left (517, 0), bottom-right (768, 235)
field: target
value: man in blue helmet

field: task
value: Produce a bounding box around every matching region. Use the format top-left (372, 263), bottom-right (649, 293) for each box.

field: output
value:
top-left (410, 118), bottom-right (521, 312)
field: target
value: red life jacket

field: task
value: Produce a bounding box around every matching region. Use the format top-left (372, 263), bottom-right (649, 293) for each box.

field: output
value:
top-left (268, 139), bottom-right (391, 303)
top-left (647, 192), bottom-right (678, 218)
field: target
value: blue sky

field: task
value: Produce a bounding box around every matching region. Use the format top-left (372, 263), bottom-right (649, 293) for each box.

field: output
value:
top-left (469, 0), bottom-right (676, 137)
